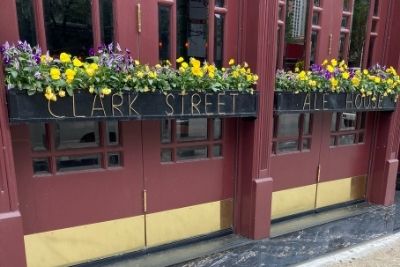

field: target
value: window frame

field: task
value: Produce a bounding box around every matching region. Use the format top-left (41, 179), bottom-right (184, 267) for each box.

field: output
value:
top-left (31, 121), bottom-right (123, 176)
top-left (18, 0), bottom-right (115, 52)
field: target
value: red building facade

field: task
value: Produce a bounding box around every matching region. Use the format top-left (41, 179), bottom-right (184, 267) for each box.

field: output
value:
top-left (0, 0), bottom-right (400, 266)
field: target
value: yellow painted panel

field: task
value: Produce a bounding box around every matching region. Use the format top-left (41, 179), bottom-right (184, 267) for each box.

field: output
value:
top-left (316, 176), bottom-right (366, 208)
top-left (271, 184), bottom-right (317, 220)
top-left (24, 216), bottom-right (145, 267)
top-left (146, 199), bottom-right (233, 247)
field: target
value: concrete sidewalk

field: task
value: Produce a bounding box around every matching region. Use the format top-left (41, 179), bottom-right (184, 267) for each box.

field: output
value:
top-left (296, 231), bottom-right (400, 267)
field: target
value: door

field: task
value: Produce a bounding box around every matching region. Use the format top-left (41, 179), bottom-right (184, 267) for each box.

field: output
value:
top-left (272, 0), bottom-right (377, 220)
top-left (138, 0), bottom-right (239, 246)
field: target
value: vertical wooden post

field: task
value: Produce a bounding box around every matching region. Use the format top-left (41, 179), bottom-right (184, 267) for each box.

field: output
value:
top-left (0, 0), bottom-right (27, 266)
top-left (234, 0), bottom-right (277, 239)
top-left (367, 0), bottom-right (400, 206)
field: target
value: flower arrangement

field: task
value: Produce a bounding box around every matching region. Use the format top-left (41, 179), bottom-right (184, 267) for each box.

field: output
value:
top-left (1, 41), bottom-right (258, 102)
top-left (276, 59), bottom-right (400, 101)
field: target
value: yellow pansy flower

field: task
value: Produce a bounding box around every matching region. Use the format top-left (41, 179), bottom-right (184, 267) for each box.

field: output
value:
top-left (176, 57), bottom-right (184, 63)
top-left (331, 59), bottom-right (338, 67)
top-left (85, 68), bottom-right (95, 77)
top-left (134, 60), bottom-right (140, 66)
top-left (229, 59), bottom-right (235, 65)
top-left (342, 72), bottom-right (350, 79)
top-left (60, 52), bottom-right (71, 63)
top-left (148, 71), bottom-right (157, 79)
top-left (73, 58), bottom-right (83, 67)
top-left (363, 69), bottom-right (369, 75)
top-left (136, 71), bottom-right (144, 78)
top-left (89, 86), bottom-right (95, 94)
top-left (327, 65), bottom-right (335, 73)
top-left (181, 62), bottom-right (189, 69)
top-left (58, 90), bottom-right (66, 97)
top-left (101, 87), bottom-right (112, 95)
top-left (191, 67), bottom-right (204, 77)
top-left (89, 63), bottom-right (99, 71)
top-left (190, 58), bottom-right (201, 68)
top-left (322, 59), bottom-right (328, 66)
top-left (351, 77), bottom-right (360, 87)
top-left (50, 68), bottom-right (61, 80)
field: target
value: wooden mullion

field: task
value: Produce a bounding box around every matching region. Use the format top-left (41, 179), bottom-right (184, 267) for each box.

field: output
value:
top-left (298, 114), bottom-right (305, 151)
top-left (92, 0), bottom-right (102, 49)
top-left (208, 0), bottom-right (216, 63)
top-left (33, 0), bottom-right (47, 50)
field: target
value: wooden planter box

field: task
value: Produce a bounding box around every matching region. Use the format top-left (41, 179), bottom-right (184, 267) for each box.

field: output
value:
top-left (7, 89), bottom-right (258, 123)
top-left (274, 92), bottom-right (397, 113)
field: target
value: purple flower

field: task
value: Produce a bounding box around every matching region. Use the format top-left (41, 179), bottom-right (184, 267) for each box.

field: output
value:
top-left (89, 48), bottom-right (95, 56)
top-left (34, 71), bottom-right (42, 79)
top-left (324, 71), bottom-right (332, 80)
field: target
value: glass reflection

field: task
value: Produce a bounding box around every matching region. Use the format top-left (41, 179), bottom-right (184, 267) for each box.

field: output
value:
top-left (176, 118), bottom-right (207, 142)
top-left (100, 0), bottom-right (114, 44)
top-left (214, 14), bottom-right (224, 67)
top-left (348, 0), bottom-right (370, 67)
top-left (16, 0), bottom-right (37, 45)
top-left (43, 0), bottom-right (93, 57)
top-left (159, 5), bottom-right (171, 61)
top-left (284, 0), bottom-right (309, 70)
top-left (177, 0), bottom-right (209, 62)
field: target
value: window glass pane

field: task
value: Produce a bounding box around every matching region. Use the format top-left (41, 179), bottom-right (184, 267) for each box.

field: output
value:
top-left (338, 135), bottom-right (356, 145)
top-left (56, 121), bottom-right (99, 150)
top-left (30, 123), bottom-right (47, 151)
top-left (348, 0), bottom-right (370, 67)
top-left (331, 112), bottom-right (338, 131)
top-left (313, 0), bottom-right (321, 7)
top-left (43, 0), bottom-right (93, 57)
top-left (177, 0), bottom-right (208, 61)
top-left (215, 0), bottom-right (224, 7)
top-left (161, 120), bottom-right (172, 143)
top-left (161, 149), bottom-right (173, 162)
top-left (303, 114), bottom-right (311, 135)
top-left (374, 0), bottom-right (379, 15)
top-left (56, 154), bottom-right (101, 172)
top-left (16, 0), bottom-right (37, 45)
top-left (330, 137), bottom-right (336, 146)
top-left (108, 152), bottom-right (121, 167)
top-left (302, 138), bottom-right (311, 150)
top-left (176, 118), bottom-right (207, 142)
top-left (277, 140), bottom-right (298, 153)
top-left (338, 32), bottom-right (347, 60)
top-left (312, 12), bottom-right (320, 25)
top-left (277, 114), bottom-right (300, 137)
top-left (340, 112), bottom-right (357, 131)
top-left (284, 0), bottom-right (309, 70)
top-left (107, 121), bottom-right (119, 146)
top-left (310, 31), bottom-right (318, 65)
top-left (33, 158), bottom-right (50, 174)
top-left (159, 5), bottom-right (171, 61)
top-left (213, 144), bottom-right (222, 157)
top-left (360, 112), bottom-right (366, 129)
top-left (341, 16), bottom-right (349, 28)
top-left (177, 146), bottom-right (207, 161)
top-left (213, 118), bottom-right (222, 140)
top-left (358, 133), bottom-right (364, 143)
top-left (343, 0), bottom-right (351, 11)
top-left (214, 14), bottom-right (224, 68)
top-left (100, 0), bottom-right (114, 44)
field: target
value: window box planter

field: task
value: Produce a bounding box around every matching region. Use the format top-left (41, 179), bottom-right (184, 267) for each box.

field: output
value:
top-left (7, 89), bottom-right (258, 123)
top-left (274, 91), bottom-right (397, 113)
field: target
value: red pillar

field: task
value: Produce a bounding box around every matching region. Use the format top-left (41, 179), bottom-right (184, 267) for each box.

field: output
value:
top-left (0, 0), bottom-right (27, 266)
top-left (367, 0), bottom-right (400, 206)
top-left (234, 0), bottom-right (277, 239)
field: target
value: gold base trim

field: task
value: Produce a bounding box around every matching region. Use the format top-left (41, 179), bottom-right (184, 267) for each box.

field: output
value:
top-left (272, 184), bottom-right (317, 220)
top-left (316, 176), bottom-right (366, 208)
top-left (272, 176), bottom-right (366, 220)
top-left (146, 199), bottom-right (233, 247)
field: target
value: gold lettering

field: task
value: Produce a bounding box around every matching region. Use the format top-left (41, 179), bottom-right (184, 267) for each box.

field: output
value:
top-left (322, 94), bottom-right (328, 110)
top-left (191, 93), bottom-right (201, 115)
top-left (165, 93), bottom-right (175, 116)
top-left (346, 93), bottom-right (354, 109)
top-left (47, 100), bottom-right (65, 118)
top-left (112, 93), bottom-right (124, 116)
top-left (205, 93), bottom-right (213, 115)
top-left (72, 93), bottom-right (86, 118)
top-left (128, 93), bottom-right (140, 115)
top-left (371, 95), bottom-right (378, 108)
top-left (230, 93), bottom-right (238, 113)
top-left (354, 94), bottom-right (363, 109)
top-left (363, 95), bottom-right (371, 109)
top-left (179, 92), bottom-right (187, 115)
top-left (303, 93), bottom-right (311, 110)
top-left (217, 92), bottom-right (226, 115)
top-left (91, 95), bottom-right (107, 117)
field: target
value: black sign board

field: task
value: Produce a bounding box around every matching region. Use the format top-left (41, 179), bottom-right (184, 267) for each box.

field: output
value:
top-left (274, 92), bottom-right (396, 113)
top-left (7, 90), bottom-right (258, 123)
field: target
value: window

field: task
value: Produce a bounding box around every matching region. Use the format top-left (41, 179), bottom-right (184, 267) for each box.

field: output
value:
top-left (160, 118), bottom-right (223, 162)
top-left (272, 113), bottom-right (313, 154)
top-left (177, 0), bottom-right (209, 62)
top-left (30, 121), bottom-right (122, 175)
top-left (16, 0), bottom-right (115, 56)
top-left (330, 112), bottom-right (366, 146)
top-left (159, 5), bottom-right (172, 61)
